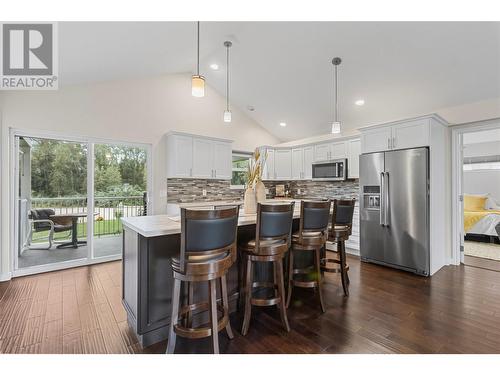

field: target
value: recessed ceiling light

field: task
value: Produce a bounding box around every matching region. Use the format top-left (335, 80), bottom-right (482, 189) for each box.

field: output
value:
top-left (209, 63), bottom-right (219, 70)
top-left (247, 105), bottom-right (255, 112)
top-left (355, 99), bottom-right (365, 106)
top-left (280, 122), bottom-right (287, 127)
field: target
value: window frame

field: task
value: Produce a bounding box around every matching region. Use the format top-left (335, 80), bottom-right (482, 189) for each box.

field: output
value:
top-left (230, 151), bottom-right (253, 190)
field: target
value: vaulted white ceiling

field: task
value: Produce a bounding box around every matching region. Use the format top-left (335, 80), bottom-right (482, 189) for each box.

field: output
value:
top-left (59, 22), bottom-right (500, 141)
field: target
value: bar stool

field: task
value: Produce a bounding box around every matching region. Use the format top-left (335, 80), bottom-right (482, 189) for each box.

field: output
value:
top-left (240, 202), bottom-right (295, 335)
top-left (286, 200), bottom-right (331, 313)
top-left (321, 199), bottom-right (355, 296)
top-left (166, 206), bottom-right (239, 354)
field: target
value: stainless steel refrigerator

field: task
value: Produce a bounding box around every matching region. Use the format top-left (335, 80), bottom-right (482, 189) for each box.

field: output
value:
top-left (359, 147), bottom-right (430, 276)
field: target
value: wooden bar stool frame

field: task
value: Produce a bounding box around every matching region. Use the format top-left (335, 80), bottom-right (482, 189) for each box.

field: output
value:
top-left (287, 200), bottom-right (331, 313)
top-left (240, 202), bottom-right (295, 336)
top-left (321, 199), bottom-right (356, 296)
top-left (166, 206), bottom-right (239, 354)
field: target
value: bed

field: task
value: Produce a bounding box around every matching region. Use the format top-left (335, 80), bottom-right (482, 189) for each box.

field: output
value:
top-left (464, 194), bottom-right (500, 238)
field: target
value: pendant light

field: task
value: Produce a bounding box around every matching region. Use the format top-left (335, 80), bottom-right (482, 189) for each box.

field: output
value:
top-left (331, 57), bottom-right (342, 134)
top-left (223, 41), bottom-right (232, 123)
top-left (191, 21), bottom-right (205, 97)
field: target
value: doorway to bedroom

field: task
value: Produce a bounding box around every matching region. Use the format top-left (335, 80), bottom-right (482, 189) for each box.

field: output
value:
top-left (454, 120), bottom-right (500, 271)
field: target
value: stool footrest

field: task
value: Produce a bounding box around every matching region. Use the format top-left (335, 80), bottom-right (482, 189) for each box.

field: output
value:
top-left (174, 304), bottom-right (228, 339)
top-left (251, 296), bottom-right (281, 307)
top-left (292, 279), bottom-right (319, 288)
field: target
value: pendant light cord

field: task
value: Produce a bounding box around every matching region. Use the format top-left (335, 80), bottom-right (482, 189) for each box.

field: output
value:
top-left (196, 21), bottom-right (200, 75)
top-left (334, 63), bottom-right (338, 123)
top-left (226, 43), bottom-right (230, 111)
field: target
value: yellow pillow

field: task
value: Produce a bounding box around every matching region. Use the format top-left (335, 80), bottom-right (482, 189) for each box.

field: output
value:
top-left (464, 195), bottom-right (487, 211)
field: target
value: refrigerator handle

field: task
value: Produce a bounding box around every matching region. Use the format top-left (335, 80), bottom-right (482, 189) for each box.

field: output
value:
top-left (385, 172), bottom-right (390, 227)
top-left (380, 172), bottom-right (385, 226)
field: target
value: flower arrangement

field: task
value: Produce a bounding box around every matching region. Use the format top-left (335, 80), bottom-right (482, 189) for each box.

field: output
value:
top-left (246, 148), bottom-right (267, 188)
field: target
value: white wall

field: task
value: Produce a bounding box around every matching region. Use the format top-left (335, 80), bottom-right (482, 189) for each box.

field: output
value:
top-left (0, 73), bottom-right (279, 278)
top-left (464, 170), bottom-right (500, 204)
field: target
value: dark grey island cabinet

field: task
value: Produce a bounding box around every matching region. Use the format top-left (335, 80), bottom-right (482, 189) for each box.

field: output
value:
top-left (121, 214), bottom-right (300, 348)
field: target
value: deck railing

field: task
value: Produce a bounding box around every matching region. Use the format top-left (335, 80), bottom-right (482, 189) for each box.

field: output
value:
top-left (30, 196), bottom-right (145, 237)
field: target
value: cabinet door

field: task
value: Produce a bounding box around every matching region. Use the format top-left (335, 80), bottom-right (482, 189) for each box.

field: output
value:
top-left (262, 148), bottom-right (275, 180)
top-left (167, 135), bottom-right (193, 178)
top-left (213, 141), bottom-right (232, 180)
top-left (314, 143), bottom-right (331, 161)
top-left (392, 119), bottom-right (430, 150)
top-left (348, 139), bottom-right (361, 179)
top-left (274, 149), bottom-right (292, 180)
top-left (331, 142), bottom-right (347, 159)
top-left (303, 146), bottom-right (314, 179)
top-left (291, 148), bottom-right (304, 179)
top-left (192, 138), bottom-right (214, 178)
top-left (361, 127), bottom-right (392, 153)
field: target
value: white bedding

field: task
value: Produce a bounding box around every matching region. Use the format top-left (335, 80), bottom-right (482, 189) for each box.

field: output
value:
top-left (467, 213), bottom-right (500, 236)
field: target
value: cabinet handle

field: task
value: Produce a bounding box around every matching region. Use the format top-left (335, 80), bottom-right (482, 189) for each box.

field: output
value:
top-left (190, 168), bottom-right (192, 177)
top-left (388, 138), bottom-right (390, 149)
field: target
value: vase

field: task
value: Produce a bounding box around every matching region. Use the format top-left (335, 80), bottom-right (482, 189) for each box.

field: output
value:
top-left (255, 180), bottom-right (266, 203)
top-left (243, 186), bottom-right (257, 214)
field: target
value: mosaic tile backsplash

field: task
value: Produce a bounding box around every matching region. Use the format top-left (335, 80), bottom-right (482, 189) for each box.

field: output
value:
top-left (167, 178), bottom-right (359, 203)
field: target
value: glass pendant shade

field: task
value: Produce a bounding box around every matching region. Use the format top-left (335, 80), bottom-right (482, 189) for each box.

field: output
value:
top-left (191, 75), bottom-right (205, 97)
top-left (223, 110), bottom-right (232, 123)
top-left (331, 121), bottom-right (341, 134)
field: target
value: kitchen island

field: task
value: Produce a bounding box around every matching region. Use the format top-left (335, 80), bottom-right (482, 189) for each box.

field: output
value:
top-left (121, 204), bottom-right (302, 347)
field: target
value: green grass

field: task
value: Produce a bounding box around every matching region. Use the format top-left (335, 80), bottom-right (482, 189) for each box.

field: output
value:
top-left (31, 218), bottom-right (123, 242)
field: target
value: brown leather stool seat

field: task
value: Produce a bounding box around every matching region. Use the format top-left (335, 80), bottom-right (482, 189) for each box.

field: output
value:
top-left (287, 200), bottom-right (331, 313)
top-left (240, 202), bottom-right (295, 335)
top-left (166, 206), bottom-right (239, 354)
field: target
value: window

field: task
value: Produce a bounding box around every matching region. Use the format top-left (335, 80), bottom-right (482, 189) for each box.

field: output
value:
top-left (231, 152), bottom-right (252, 189)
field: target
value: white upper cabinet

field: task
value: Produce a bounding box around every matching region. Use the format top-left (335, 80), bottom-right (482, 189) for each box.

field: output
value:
top-left (314, 143), bottom-right (331, 162)
top-left (331, 142), bottom-right (347, 159)
top-left (347, 139), bottom-right (361, 179)
top-left (262, 148), bottom-right (275, 180)
top-left (360, 117), bottom-right (433, 154)
top-left (303, 146), bottom-right (314, 179)
top-left (192, 137), bottom-right (214, 178)
top-left (275, 149), bottom-right (292, 180)
top-left (360, 127), bottom-right (393, 154)
top-left (213, 141), bottom-right (232, 179)
top-left (166, 132), bottom-right (232, 180)
top-left (314, 141), bottom-right (347, 161)
top-left (291, 148), bottom-right (304, 179)
top-left (166, 134), bottom-right (193, 178)
top-left (391, 118), bottom-right (430, 150)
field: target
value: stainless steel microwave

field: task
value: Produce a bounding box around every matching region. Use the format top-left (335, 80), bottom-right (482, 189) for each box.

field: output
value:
top-left (312, 158), bottom-right (347, 181)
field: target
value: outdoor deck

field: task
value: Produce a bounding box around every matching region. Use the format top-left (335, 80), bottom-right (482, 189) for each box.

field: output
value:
top-left (18, 235), bottom-right (122, 269)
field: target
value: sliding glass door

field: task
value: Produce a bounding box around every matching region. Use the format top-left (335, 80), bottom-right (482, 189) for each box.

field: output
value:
top-left (92, 143), bottom-right (148, 260)
top-left (15, 135), bottom-right (90, 269)
top-left (13, 131), bottom-right (151, 275)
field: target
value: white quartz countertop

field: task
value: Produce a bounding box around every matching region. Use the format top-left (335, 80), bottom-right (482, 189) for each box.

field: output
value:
top-left (122, 204), bottom-right (302, 237)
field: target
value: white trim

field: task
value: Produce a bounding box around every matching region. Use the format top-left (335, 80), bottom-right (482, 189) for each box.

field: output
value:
top-left (0, 272), bottom-right (12, 282)
top-left (88, 142), bottom-right (95, 260)
top-left (8, 127), bottom-right (153, 277)
top-left (451, 117), bottom-right (500, 265)
top-left (165, 130), bottom-right (233, 144)
top-left (357, 113), bottom-right (449, 132)
top-left (12, 254), bottom-right (122, 278)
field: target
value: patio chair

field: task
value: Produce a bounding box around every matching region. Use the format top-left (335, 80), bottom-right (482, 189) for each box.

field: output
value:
top-left (27, 209), bottom-right (73, 250)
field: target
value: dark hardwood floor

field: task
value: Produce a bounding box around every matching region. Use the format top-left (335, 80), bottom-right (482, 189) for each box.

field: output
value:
top-left (1, 255), bottom-right (500, 354)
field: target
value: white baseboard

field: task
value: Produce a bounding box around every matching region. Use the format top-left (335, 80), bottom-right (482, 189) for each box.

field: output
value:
top-left (0, 272), bottom-right (12, 282)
